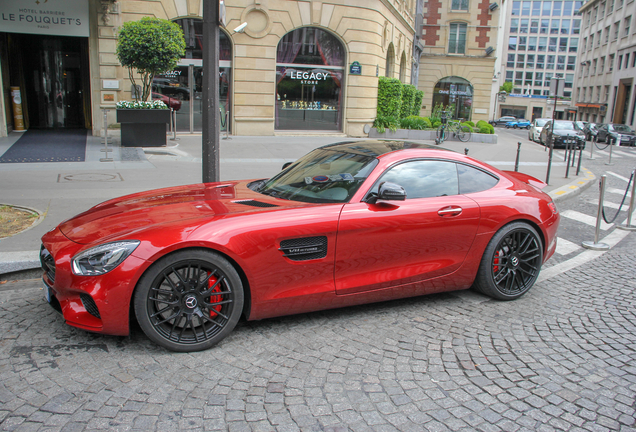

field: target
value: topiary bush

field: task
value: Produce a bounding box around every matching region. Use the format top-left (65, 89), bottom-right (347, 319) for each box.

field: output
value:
top-left (373, 115), bottom-right (399, 133)
top-left (464, 121), bottom-right (475, 127)
top-left (376, 77), bottom-right (403, 118)
top-left (400, 85), bottom-right (416, 119)
top-left (412, 90), bottom-right (424, 116)
top-left (476, 120), bottom-right (495, 134)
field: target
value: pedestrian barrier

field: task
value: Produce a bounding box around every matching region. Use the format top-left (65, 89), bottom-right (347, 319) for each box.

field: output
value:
top-left (582, 170), bottom-right (636, 250)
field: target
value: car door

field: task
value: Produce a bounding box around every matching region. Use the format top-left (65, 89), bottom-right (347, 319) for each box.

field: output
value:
top-left (334, 159), bottom-right (480, 295)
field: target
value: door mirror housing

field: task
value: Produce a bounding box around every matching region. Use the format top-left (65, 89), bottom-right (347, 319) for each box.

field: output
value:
top-left (366, 182), bottom-right (407, 204)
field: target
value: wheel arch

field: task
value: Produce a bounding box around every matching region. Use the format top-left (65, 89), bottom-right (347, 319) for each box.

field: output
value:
top-left (128, 246), bottom-right (253, 328)
top-left (495, 218), bottom-right (547, 256)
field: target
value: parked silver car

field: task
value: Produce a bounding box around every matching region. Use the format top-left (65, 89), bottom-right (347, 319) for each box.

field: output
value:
top-left (528, 118), bottom-right (550, 142)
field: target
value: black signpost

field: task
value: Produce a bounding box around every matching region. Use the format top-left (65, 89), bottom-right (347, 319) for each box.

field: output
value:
top-left (545, 77), bottom-right (563, 185)
top-left (202, 0), bottom-right (221, 183)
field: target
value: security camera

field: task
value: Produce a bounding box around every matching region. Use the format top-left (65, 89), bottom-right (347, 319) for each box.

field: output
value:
top-left (233, 22), bottom-right (247, 33)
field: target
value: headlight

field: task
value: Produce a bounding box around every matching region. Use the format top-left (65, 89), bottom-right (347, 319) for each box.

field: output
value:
top-left (72, 241), bottom-right (140, 276)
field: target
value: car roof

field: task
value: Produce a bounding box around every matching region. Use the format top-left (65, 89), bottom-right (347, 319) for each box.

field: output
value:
top-left (319, 140), bottom-right (456, 158)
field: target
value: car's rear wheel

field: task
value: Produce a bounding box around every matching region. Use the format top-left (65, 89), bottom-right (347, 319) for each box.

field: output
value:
top-left (473, 222), bottom-right (543, 300)
top-left (134, 249), bottom-right (244, 352)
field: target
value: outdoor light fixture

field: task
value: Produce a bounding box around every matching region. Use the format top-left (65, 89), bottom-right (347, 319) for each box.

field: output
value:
top-left (489, 3), bottom-right (499, 11)
top-left (233, 22), bottom-right (247, 33)
top-left (485, 46), bottom-right (494, 55)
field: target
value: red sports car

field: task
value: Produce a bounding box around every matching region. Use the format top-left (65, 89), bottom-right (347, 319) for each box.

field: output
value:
top-left (41, 141), bottom-right (559, 352)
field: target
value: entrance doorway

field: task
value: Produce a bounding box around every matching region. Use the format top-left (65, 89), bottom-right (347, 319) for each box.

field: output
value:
top-left (2, 33), bottom-right (90, 129)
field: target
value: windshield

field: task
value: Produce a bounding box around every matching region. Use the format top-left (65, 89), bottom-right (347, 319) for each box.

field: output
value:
top-left (611, 124), bottom-right (633, 133)
top-left (553, 121), bottom-right (579, 131)
top-left (536, 119), bottom-right (548, 127)
top-left (257, 148), bottom-right (379, 203)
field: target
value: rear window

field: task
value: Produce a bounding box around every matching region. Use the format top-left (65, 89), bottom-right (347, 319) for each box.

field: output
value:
top-left (458, 164), bottom-right (499, 194)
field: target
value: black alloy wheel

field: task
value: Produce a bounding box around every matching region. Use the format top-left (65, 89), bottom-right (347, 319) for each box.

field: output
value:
top-left (134, 250), bottom-right (244, 352)
top-left (473, 222), bottom-right (543, 300)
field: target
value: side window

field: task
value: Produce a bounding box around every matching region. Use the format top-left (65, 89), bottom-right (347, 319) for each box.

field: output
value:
top-left (379, 160), bottom-right (459, 199)
top-left (457, 164), bottom-right (499, 194)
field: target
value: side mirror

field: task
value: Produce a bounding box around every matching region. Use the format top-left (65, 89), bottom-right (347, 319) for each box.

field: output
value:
top-left (366, 182), bottom-right (407, 204)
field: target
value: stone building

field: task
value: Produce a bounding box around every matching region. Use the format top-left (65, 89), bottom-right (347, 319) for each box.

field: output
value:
top-left (0, 0), bottom-right (419, 138)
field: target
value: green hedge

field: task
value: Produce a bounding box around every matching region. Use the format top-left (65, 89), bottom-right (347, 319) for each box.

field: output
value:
top-left (377, 77), bottom-right (403, 118)
top-left (400, 85), bottom-right (416, 119)
top-left (412, 90), bottom-right (424, 116)
top-left (476, 120), bottom-right (495, 134)
top-left (400, 115), bottom-right (431, 130)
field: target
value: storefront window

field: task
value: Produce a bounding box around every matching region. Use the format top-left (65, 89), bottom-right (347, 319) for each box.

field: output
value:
top-left (432, 77), bottom-right (473, 121)
top-left (276, 27), bottom-right (345, 131)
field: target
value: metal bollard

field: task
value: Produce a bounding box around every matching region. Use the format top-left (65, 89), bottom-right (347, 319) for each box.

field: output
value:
top-left (605, 137), bottom-right (614, 165)
top-left (170, 109), bottom-right (179, 141)
top-left (576, 145), bottom-right (583, 175)
top-left (582, 175), bottom-right (610, 250)
top-left (514, 142), bottom-right (521, 172)
top-left (99, 109), bottom-right (113, 162)
top-left (617, 170), bottom-right (636, 231)
top-left (565, 140), bottom-right (572, 178)
top-left (223, 110), bottom-right (231, 140)
top-left (464, 148), bottom-right (469, 155)
top-left (588, 135), bottom-right (595, 159)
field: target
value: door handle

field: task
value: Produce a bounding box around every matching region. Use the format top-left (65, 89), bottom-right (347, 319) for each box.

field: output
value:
top-left (438, 206), bottom-right (462, 216)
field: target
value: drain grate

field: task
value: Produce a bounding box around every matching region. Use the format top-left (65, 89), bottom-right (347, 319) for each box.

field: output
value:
top-left (57, 173), bottom-right (124, 183)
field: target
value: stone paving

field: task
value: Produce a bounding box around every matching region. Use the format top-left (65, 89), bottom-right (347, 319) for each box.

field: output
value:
top-left (0, 233), bottom-right (635, 431)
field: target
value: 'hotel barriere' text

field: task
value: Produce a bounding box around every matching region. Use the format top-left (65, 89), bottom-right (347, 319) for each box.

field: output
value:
top-left (2, 9), bottom-right (82, 27)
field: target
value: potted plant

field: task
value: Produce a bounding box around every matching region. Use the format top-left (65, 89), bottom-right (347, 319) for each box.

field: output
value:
top-left (116, 17), bottom-right (185, 147)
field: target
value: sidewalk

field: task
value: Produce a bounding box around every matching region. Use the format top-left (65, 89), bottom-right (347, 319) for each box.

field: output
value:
top-left (0, 130), bottom-right (595, 277)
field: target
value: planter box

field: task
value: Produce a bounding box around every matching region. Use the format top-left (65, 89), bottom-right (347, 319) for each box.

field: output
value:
top-left (368, 128), bottom-right (498, 144)
top-left (117, 109), bottom-right (171, 147)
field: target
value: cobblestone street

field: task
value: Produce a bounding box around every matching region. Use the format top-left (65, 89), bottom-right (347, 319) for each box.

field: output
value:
top-left (0, 234), bottom-right (634, 431)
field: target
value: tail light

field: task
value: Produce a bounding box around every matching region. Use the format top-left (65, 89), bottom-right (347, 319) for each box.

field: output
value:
top-left (548, 201), bottom-right (558, 214)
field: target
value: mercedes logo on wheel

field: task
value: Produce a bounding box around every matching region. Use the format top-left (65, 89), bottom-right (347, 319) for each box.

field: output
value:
top-left (511, 256), bottom-right (519, 267)
top-left (185, 296), bottom-right (198, 309)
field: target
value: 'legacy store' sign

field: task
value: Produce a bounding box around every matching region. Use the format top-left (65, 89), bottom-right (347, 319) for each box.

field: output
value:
top-left (1, 0), bottom-right (89, 37)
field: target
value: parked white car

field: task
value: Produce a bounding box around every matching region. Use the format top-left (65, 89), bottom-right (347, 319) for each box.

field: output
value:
top-left (529, 118), bottom-right (550, 142)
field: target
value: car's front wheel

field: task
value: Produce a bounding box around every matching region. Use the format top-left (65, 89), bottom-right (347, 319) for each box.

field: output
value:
top-left (473, 222), bottom-right (543, 300)
top-left (134, 249), bottom-right (244, 352)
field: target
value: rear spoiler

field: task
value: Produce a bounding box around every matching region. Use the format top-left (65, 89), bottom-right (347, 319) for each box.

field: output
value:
top-left (503, 171), bottom-right (548, 190)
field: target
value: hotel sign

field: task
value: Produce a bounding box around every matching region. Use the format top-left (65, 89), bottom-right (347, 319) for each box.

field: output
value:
top-left (0, 0), bottom-right (89, 37)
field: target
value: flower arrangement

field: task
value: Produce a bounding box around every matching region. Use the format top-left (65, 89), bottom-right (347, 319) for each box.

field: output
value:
top-left (116, 100), bottom-right (168, 110)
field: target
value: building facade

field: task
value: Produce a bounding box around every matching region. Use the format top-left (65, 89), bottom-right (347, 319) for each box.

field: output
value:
top-left (574, 0), bottom-right (636, 126)
top-left (495, 0), bottom-right (583, 121)
top-left (0, 0), bottom-right (418, 138)
top-left (417, 0), bottom-right (501, 122)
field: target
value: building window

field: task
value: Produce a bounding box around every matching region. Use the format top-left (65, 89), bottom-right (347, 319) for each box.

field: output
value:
top-left (512, 1), bottom-right (521, 15)
top-left (543, 2), bottom-right (551, 15)
top-left (596, 86), bottom-right (601, 102)
top-left (604, 85), bottom-right (610, 101)
top-left (511, 19), bottom-right (519, 32)
top-left (529, 37), bottom-right (537, 50)
top-left (614, 22), bottom-right (620, 39)
top-left (551, 20), bottom-right (560, 34)
top-left (539, 37), bottom-right (548, 51)
top-left (573, 19), bottom-right (581, 34)
top-left (545, 72), bottom-right (553, 86)
top-left (575, 1), bottom-right (583, 15)
top-left (521, 18), bottom-right (529, 33)
top-left (609, 0), bottom-right (614, 13)
top-left (522, 1), bottom-right (532, 15)
top-left (559, 37), bottom-right (568, 51)
top-left (451, 0), bottom-right (469, 10)
top-left (432, 77), bottom-right (473, 120)
top-left (625, 54), bottom-right (630, 68)
top-left (600, 56), bottom-right (605, 72)
top-left (600, 2), bottom-right (605, 18)
top-left (449, 23), bottom-right (467, 54)
top-left (517, 54), bottom-right (526, 68)
top-left (506, 70), bottom-right (514, 80)
top-left (535, 72), bottom-right (544, 85)
top-left (525, 72), bottom-right (533, 85)
top-left (537, 54), bottom-right (545, 68)
top-left (533, 1), bottom-right (542, 15)
top-left (593, 6), bottom-right (598, 21)
top-left (597, 31), bottom-right (602, 45)
top-left (618, 55), bottom-right (623, 69)
top-left (515, 71), bottom-right (523, 85)
top-left (592, 58), bottom-right (597, 74)
top-left (507, 54), bottom-right (515, 68)
top-left (541, 19), bottom-right (550, 33)
top-left (275, 27), bottom-right (345, 131)
top-left (531, 19), bottom-right (539, 33)
top-left (527, 54), bottom-right (535, 67)
top-left (609, 54), bottom-right (614, 71)
top-left (385, 43), bottom-right (395, 77)
top-left (547, 55), bottom-right (556, 68)
top-left (582, 37), bottom-right (587, 50)
top-left (567, 56), bottom-right (576, 70)
top-left (549, 37), bottom-right (558, 51)
top-left (589, 34), bottom-right (593, 48)
top-left (553, 1), bottom-right (562, 15)
top-left (624, 16), bottom-right (631, 36)
top-left (557, 55), bottom-right (566, 70)
top-left (519, 36), bottom-right (527, 50)
top-left (569, 38), bottom-right (578, 52)
top-left (509, 36), bottom-right (518, 50)
top-left (633, 52), bottom-right (636, 67)
top-left (561, 19), bottom-right (570, 34)
top-left (564, 1), bottom-right (574, 15)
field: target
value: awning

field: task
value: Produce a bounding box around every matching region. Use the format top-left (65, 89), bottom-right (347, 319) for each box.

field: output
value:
top-left (575, 103), bottom-right (601, 108)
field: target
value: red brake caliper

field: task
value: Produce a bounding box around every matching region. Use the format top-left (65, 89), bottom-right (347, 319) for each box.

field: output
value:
top-left (207, 275), bottom-right (222, 318)
top-left (493, 250), bottom-right (501, 274)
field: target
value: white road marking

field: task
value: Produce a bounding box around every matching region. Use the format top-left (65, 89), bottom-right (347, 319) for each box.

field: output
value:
top-left (587, 199), bottom-right (625, 210)
top-left (606, 171), bottom-right (631, 182)
top-left (538, 224), bottom-right (631, 283)
top-left (559, 209), bottom-right (613, 230)
top-left (606, 188), bottom-right (632, 198)
top-left (555, 237), bottom-right (581, 255)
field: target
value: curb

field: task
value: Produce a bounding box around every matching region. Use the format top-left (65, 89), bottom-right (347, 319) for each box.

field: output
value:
top-left (547, 166), bottom-right (596, 203)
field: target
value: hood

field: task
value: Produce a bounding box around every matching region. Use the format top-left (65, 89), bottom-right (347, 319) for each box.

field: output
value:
top-left (552, 130), bottom-right (584, 137)
top-left (58, 181), bottom-right (302, 244)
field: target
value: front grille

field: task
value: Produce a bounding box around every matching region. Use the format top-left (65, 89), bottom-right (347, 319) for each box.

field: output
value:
top-left (234, 200), bottom-right (278, 208)
top-left (80, 293), bottom-right (101, 319)
top-left (279, 236), bottom-right (328, 261)
top-left (40, 245), bottom-right (56, 283)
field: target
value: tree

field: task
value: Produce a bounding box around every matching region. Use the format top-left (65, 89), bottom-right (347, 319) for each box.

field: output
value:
top-left (499, 81), bottom-right (514, 94)
top-left (116, 17), bottom-right (186, 101)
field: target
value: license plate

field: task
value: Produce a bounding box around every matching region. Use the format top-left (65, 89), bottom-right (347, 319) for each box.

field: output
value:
top-left (43, 281), bottom-right (52, 303)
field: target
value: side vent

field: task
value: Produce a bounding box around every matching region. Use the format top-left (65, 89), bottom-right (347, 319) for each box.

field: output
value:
top-left (279, 236), bottom-right (328, 261)
top-left (234, 200), bottom-right (278, 208)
